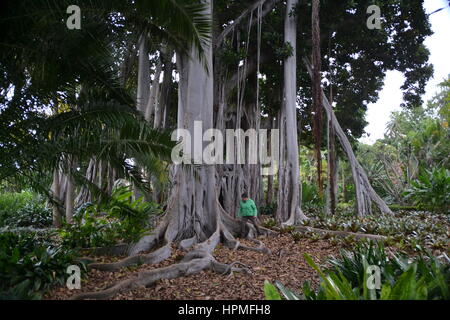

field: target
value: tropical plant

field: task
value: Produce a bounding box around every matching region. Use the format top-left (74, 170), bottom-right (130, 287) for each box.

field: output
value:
top-left (301, 181), bottom-right (323, 209)
top-left (260, 202), bottom-right (277, 216)
top-left (0, 192), bottom-right (51, 228)
top-left (60, 186), bottom-right (160, 249)
top-left (0, 0), bottom-right (211, 215)
top-left (403, 168), bottom-right (449, 213)
top-left (265, 244), bottom-right (450, 300)
top-left (302, 209), bottom-right (449, 251)
top-left (0, 231), bottom-right (81, 299)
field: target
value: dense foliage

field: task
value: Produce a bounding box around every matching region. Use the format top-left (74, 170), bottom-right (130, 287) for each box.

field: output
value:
top-left (300, 210), bottom-right (449, 251)
top-left (60, 186), bottom-right (161, 248)
top-left (404, 168), bottom-right (449, 213)
top-left (0, 231), bottom-right (81, 300)
top-left (358, 77), bottom-right (450, 208)
top-left (265, 243), bottom-right (450, 300)
top-left (0, 191), bottom-right (52, 228)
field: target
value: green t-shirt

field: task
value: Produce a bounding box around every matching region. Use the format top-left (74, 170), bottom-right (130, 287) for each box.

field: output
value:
top-left (238, 198), bottom-right (257, 217)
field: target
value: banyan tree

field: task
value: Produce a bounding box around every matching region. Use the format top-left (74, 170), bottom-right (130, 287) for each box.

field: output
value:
top-left (63, 0), bottom-right (438, 299)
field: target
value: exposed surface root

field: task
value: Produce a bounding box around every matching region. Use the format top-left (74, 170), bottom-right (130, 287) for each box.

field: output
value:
top-left (212, 261), bottom-right (252, 276)
top-left (46, 235), bottom-right (344, 300)
top-left (127, 216), bottom-right (170, 256)
top-left (82, 200), bottom-right (274, 274)
top-left (88, 244), bottom-right (172, 272)
top-left (70, 212), bottom-right (273, 300)
top-left (81, 243), bottom-right (130, 257)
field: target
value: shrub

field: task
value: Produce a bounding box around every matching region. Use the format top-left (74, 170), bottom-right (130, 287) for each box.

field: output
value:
top-left (261, 217), bottom-right (277, 229)
top-left (301, 182), bottom-right (323, 209)
top-left (403, 168), bottom-right (449, 213)
top-left (59, 206), bottom-right (119, 249)
top-left (0, 231), bottom-right (81, 299)
top-left (265, 243), bottom-right (450, 300)
top-left (60, 186), bottom-right (161, 249)
top-left (0, 191), bottom-right (51, 228)
top-left (301, 209), bottom-right (448, 251)
top-left (4, 203), bottom-right (52, 228)
top-left (259, 202), bottom-right (277, 216)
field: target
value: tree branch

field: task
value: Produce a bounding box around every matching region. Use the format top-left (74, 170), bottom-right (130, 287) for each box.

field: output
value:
top-left (215, 0), bottom-right (280, 48)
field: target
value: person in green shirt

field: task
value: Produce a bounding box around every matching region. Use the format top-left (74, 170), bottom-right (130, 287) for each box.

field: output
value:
top-left (238, 193), bottom-right (261, 236)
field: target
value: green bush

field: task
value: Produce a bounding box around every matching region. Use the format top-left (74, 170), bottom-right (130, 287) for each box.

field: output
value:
top-left (4, 203), bottom-right (52, 228)
top-left (260, 202), bottom-right (277, 216)
top-left (0, 231), bottom-right (81, 299)
top-left (265, 243), bottom-right (450, 300)
top-left (59, 206), bottom-right (119, 249)
top-left (0, 191), bottom-right (51, 228)
top-left (301, 209), bottom-right (448, 251)
top-left (403, 168), bottom-right (449, 213)
top-left (60, 186), bottom-right (161, 249)
top-left (301, 182), bottom-right (323, 209)
top-left (261, 217), bottom-right (277, 228)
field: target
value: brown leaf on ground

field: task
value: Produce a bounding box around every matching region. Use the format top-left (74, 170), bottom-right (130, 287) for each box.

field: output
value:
top-left (45, 235), bottom-right (341, 300)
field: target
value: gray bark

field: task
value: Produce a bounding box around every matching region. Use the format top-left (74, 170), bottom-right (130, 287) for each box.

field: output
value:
top-left (145, 57), bottom-right (163, 122)
top-left (137, 34), bottom-right (150, 113)
top-left (304, 59), bottom-right (393, 216)
top-left (277, 0), bottom-right (306, 225)
top-left (51, 168), bottom-right (62, 227)
top-left (154, 52), bottom-right (173, 129)
top-left (65, 156), bottom-right (75, 224)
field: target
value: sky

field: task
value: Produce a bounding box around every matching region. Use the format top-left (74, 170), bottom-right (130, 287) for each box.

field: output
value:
top-left (359, 0), bottom-right (450, 144)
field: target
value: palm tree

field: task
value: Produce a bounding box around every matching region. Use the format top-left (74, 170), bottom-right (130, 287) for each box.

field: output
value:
top-left (0, 0), bottom-right (211, 225)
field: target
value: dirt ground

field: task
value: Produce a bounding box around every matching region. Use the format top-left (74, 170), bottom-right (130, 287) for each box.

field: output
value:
top-left (46, 235), bottom-right (342, 300)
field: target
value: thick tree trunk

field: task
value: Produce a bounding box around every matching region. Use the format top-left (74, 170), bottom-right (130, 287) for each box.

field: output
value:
top-left (145, 57), bottom-right (163, 122)
top-left (276, 0), bottom-right (306, 225)
top-left (65, 157), bottom-right (75, 224)
top-left (154, 52), bottom-right (173, 129)
top-left (130, 1), bottom-right (219, 255)
top-left (51, 168), bottom-right (62, 228)
top-left (75, 158), bottom-right (98, 206)
top-left (137, 33), bottom-right (150, 113)
top-left (266, 117), bottom-right (276, 206)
